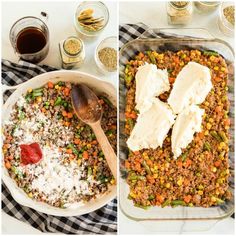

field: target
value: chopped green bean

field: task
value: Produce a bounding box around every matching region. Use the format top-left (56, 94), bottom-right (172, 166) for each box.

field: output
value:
top-left (127, 118), bottom-right (134, 130)
top-left (100, 96), bottom-right (113, 108)
top-left (148, 194), bottom-right (155, 200)
top-left (134, 203), bottom-right (150, 210)
top-left (218, 131), bottom-right (227, 142)
top-left (203, 142), bottom-right (211, 151)
top-left (147, 51), bottom-right (156, 64)
top-left (162, 199), bottom-right (171, 208)
top-left (210, 131), bottom-right (222, 142)
top-left (67, 143), bottom-right (79, 156)
top-left (142, 160), bottom-right (151, 175)
top-left (54, 97), bottom-right (62, 106)
top-left (124, 75), bottom-right (134, 87)
top-left (181, 152), bottom-right (188, 162)
top-left (203, 51), bottom-right (219, 56)
top-left (171, 200), bottom-right (185, 206)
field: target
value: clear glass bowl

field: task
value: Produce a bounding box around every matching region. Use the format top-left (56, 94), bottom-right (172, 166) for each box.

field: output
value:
top-left (218, 2), bottom-right (234, 37)
top-left (95, 36), bottom-right (117, 74)
top-left (119, 28), bottom-right (234, 222)
top-left (74, 1), bottom-right (109, 37)
top-left (194, 1), bottom-right (220, 13)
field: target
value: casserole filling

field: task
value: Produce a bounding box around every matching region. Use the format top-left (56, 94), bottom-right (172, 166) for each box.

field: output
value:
top-left (3, 81), bottom-right (117, 208)
top-left (124, 50), bottom-right (231, 208)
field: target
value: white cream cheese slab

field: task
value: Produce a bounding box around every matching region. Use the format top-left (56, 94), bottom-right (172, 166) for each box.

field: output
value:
top-left (135, 63), bottom-right (170, 113)
top-left (127, 99), bottom-right (176, 151)
top-left (171, 105), bottom-right (205, 159)
top-left (168, 62), bottom-right (212, 114)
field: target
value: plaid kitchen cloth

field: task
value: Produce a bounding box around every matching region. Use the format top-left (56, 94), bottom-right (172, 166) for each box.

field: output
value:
top-left (1, 59), bottom-right (117, 234)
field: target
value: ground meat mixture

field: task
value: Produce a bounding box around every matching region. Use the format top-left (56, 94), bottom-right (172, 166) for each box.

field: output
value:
top-left (3, 81), bottom-right (117, 208)
top-left (124, 49), bottom-right (232, 208)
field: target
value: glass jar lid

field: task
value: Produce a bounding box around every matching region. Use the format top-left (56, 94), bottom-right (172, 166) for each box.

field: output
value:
top-left (63, 36), bottom-right (83, 56)
top-left (170, 1), bottom-right (189, 9)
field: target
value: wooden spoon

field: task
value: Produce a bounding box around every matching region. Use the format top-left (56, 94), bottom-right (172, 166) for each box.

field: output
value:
top-left (71, 84), bottom-right (117, 180)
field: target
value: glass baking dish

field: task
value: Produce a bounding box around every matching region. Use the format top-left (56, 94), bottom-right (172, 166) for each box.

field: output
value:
top-left (119, 28), bottom-right (234, 222)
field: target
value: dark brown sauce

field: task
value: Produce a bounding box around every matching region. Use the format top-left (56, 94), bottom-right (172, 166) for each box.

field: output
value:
top-left (16, 27), bottom-right (46, 54)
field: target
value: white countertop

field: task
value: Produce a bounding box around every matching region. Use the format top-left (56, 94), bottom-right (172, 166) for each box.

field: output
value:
top-left (2, 0), bottom-right (118, 88)
top-left (1, 1), bottom-right (117, 234)
top-left (119, 1), bottom-right (234, 234)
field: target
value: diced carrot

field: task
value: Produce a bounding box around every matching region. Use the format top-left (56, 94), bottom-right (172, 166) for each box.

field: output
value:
top-left (177, 161), bottom-right (182, 168)
top-left (215, 106), bottom-right (222, 113)
top-left (62, 111), bottom-right (67, 117)
top-left (92, 140), bottom-right (98, 145)
top-left (125, 112), bottom-right (137, 119)
top-left (67, 112), bottom-right (73, 119)
top-left (125, 160), bottom-right (131, 169)
top-left (64, 121), bottom-right (70, 126)
top-left (74, 138), bottom-right (80, 145)
top-left (185, 159), bottom-right (192, 167)
top-left (184, 179), bottom-right (190, 186)
top-left (41, 107), bottom-right (46, 113)
top-left (198, 132), bottom-right (204, 139)
top-left (66, 149), bottom-right (73, 154)
top-left (174, 57), bottom-right (180, 64)
top-left (83, 151), bottom-right (89, 160)
top-left (93, 151), bottom-right (97, 157)
top-left (214, 160), bottom-right (221, 167)
top-left (224, 118), bottom-right (230, 126)
top-left (7, 156), bottom-right (13, 160)
top-left (156, 194), bottom-right (164, 204)
top-left (47, 81), bottom-right (54, 89)
top-left (183, 195), bottom-right (192, 203)
top-left (168, 77), bottom-right (176, 84)
top-left (64, 87), bottom-right (70, 96)
top-left (135, 162), bottom-right (141, 172)
top-left (214, 77), bottom-right (221, 82)
top-left (146, 159), bottom-right (153, 167)
top-left (69, 154), bottom-right (75, 160)
top-left (147, 175), bottom-right (155, 184)
top-left (7, 135), bottom-right (13, 141)
top-left (5, 161), bottom-right (11, 169)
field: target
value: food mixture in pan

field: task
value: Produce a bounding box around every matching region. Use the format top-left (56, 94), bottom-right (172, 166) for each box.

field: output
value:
top-left (3, 81), bottom-right (117, 208)
top-left (124, 49), bottom-right (231, 208)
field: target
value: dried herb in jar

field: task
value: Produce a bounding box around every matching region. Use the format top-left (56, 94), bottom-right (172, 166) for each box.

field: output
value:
top-left (223, 5), bottom-right (235, 26)
top-left (98, 47), bottom-right (117, 72)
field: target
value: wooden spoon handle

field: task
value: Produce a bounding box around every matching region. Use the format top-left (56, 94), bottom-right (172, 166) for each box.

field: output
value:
top-left (91, 122), bottom-right (117, 180)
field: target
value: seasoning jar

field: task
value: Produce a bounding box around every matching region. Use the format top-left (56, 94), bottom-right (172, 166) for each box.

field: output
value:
top-left (218, 2), bottom-right (234, 37)
top-left (167, 1), bottom-right (193, 25)
top-left (59, 36), bottom-right (85, 69)
top-left (95, 36), bottom-right (117, 74)
top-left (194, 1), bottom-right (220, 14)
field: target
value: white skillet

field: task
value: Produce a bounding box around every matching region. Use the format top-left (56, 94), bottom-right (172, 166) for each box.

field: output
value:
top-left (2, 70), bottom-right (117, 216)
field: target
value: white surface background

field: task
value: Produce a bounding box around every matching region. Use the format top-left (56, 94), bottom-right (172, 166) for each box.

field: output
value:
top-left (2, 0), bottom-right (118, 87)
top-left (1, 0), bottom-right (235, 235)
top-left (119, 0), bottom-right (234, 235)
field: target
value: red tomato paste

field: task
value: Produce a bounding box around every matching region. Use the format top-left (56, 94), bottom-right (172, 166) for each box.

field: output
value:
top-left (20, 143), bottom-right (43, 165)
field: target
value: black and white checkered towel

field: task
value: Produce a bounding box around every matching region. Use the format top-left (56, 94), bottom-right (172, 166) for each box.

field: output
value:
top-left (1, 59), bottom-right (117, 234)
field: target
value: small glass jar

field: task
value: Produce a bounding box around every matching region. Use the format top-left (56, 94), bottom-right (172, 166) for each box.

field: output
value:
top-left (59, 36), bottom-right (85, 69)
top-left (218, 2), bottom-right (234, 37)
top-left (167, 1), bottom-right (193, 25)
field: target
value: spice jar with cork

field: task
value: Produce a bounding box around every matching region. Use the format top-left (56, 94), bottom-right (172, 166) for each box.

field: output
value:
top-left (167, 1), bottom-right (193, 25)
top-left (59, 36), bottom-right (85, 69)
